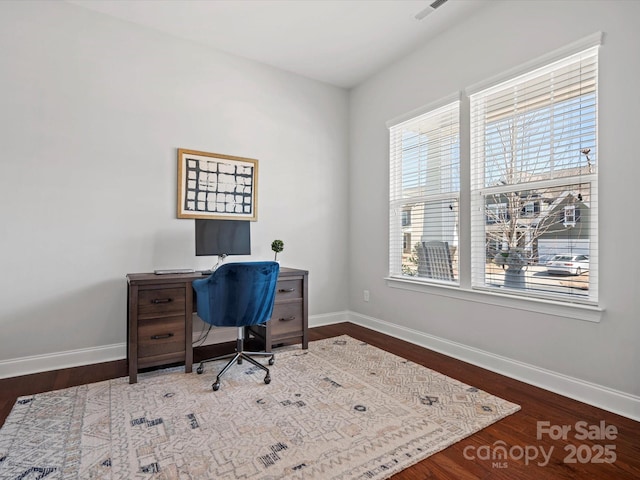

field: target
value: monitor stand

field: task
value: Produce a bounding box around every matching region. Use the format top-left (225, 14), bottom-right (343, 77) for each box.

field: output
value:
top-left (200, 254), bottom-right (228, 275)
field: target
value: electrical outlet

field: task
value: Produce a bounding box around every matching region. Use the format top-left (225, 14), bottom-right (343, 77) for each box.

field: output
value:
top-left (363, 290), bottom-right (370, 302)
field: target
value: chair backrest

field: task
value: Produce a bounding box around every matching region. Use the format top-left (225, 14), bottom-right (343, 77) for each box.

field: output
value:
top-left (416, 241), bottom-right (454, 281)
top-left (192, 261), bottom-right (280, 327)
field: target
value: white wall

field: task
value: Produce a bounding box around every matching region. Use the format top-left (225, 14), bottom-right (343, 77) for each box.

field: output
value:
top-left (349, 0), bottom-right (640, 414)
top-left (0, 1), bottom-right (349, 364)
top-left (1, 0), bottom-right (637, 419)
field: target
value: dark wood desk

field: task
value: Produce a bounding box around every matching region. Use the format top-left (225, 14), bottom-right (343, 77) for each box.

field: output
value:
top-left (126, 267), bottom-right (308, 384)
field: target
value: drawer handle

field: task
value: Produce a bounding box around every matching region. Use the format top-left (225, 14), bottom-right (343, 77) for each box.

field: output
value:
top-left (278, 288), bottom-right (295, 293)
top-left (151, 298), bottom-right (173, 304)
top-left (151, 333), bottom-right (174, 340)
top-left (279, 316), bottom-right (296, 322)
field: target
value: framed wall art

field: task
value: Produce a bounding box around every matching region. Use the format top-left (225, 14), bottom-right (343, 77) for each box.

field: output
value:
top-left (177, 148), bottom-right (258, 220)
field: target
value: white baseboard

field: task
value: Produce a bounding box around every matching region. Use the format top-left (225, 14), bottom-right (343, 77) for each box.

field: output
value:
top-left (309, 310), bottom-right (350, 327)
top-left (347, 311), bottom-right (640, 422)
top-left (3, 310), bottom-right (637, 422)
top-left (0, 312), bottom-right (349, 379)
top-left (0, 343), bottom-right (126, 380)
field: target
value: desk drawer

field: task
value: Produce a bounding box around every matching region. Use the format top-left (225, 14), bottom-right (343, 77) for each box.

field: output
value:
top-left (276, 279), bottom-right (303, 300)
top-left (138, 287), bottom-right (185, 316)
top-left (269, 302), bottom-right (303, 337)
top-left (138, 315), bottom-right (186, 358)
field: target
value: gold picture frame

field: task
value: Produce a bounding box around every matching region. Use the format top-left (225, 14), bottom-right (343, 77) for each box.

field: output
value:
top-left (177, 148), bottom-right (258, 220)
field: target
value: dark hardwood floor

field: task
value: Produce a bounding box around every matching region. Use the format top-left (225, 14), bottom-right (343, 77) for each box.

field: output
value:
top-left (1, 322), bottom-right (638, 479)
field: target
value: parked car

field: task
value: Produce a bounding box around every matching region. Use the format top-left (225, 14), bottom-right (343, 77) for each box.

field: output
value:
top-left (537, 254), bottom-right (555, 266)
top-left (546, 254), bottom-right (589, 275)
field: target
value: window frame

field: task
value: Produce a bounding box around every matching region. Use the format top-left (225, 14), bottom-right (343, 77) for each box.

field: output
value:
top-left (386, 33), bottom-right (603, 322)
top-left (470, 46), bottom-right (598, 305)
top-left (388, 93), bottom-right (461, 286)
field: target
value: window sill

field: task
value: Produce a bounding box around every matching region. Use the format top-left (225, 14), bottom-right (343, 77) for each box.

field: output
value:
top-left (385, 276), bottom-right (603, 323)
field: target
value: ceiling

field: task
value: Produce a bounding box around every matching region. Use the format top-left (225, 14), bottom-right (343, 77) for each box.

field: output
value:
top-left (66, 0), bottom-right (488, 89)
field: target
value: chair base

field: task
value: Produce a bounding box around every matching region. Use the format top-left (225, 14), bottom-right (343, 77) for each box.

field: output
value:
top-left (196, 327), bottom-right (274, 391)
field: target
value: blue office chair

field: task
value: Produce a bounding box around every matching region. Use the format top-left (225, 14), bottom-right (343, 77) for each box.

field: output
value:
top-left (192, 261), bottom-right (280, 391)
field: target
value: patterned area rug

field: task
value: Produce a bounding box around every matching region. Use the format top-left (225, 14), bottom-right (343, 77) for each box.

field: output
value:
top-left (0, 335), bottom-right (520, 479)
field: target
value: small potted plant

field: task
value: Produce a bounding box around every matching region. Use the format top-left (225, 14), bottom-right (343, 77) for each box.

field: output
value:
top-left (271, 239), bottom-right (284, 262)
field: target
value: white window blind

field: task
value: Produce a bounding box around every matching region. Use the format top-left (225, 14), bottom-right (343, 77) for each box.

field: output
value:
top-left (389, 100), bottom-right (460, 284)
top-left (470, 46), bottom-right (599, 303)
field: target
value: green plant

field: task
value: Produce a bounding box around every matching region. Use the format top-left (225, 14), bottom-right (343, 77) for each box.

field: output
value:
top-left (271, 239), bottom-right (284, 261)
top-left (401, 244), bottom-right (419, 276)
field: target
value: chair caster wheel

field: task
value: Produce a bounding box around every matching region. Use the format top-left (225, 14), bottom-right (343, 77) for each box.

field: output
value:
top-left (264, 375), bottom-right (271, 384)
top-left (268, 357), bottom-right (275, 366)
top-left (196, 366), bottom-right (204, 375)
top-left (212, 381), bottom-right (221, 391)
top-left (237, 358), bottom-right (243, 365)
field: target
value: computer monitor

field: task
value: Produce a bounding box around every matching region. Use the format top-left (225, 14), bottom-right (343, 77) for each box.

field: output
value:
top-left (195, 219), bottom-right (251, 257)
